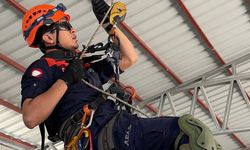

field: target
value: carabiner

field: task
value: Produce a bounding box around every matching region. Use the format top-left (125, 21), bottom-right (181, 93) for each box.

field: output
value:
top-left (81, 110), bottom-right (95, 129)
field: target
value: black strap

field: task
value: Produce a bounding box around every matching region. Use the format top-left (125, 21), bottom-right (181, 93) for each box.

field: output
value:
top-left (39, 123), bottom-right (45, 150)
top-left (97, 112), bottom-right (120, 150)
top-left (41, 50), bottom-right (79, 61)
top-left (108, 83), bottom-right (132, 112)
top-left (89, 94), bottom-right (106, 110)
top-left (39, 23), bottom-right (72, 54)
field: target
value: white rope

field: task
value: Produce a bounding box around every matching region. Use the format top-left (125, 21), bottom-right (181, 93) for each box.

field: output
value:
top-left (81, 79), bottom-right (149, 118)
top-left (80, 1), bottom-right (115, 59)
top-left (80, 1), bottom-right (149, 118)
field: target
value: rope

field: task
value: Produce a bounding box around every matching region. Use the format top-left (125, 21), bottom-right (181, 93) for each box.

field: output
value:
top-left (80, 1), bottom-right (115, 59)
top-left (79, 1), bottom-right (149, 118)
top-left (81, 79), bottom-right (149, 118)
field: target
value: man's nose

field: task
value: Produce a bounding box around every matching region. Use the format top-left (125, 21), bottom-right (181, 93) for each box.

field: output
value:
top-left (71, 28), bottom-right (76, 33)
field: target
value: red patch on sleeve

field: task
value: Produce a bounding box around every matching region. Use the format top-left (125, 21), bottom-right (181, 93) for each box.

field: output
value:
top-left (31, 68), bottom-right (43, 77)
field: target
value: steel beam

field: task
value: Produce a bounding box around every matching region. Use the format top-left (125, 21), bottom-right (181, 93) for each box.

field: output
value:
top-left (0, 99), bottom-right (38, 148)
top-left (213, 127), bottom-right (250, 135)
top-left (0, 132), bottom-right (36, 149)
top-left (5, 0), bottom-right (27, 14)
top-left (175, 0), bottom-right (249, 147)
top-left (121, 2), bottom-right (248, 147)
top-left (0, 98), bottom-right (21, 114)
top-left (0, 53), bottom-right (26, 72)
top-left (121, 20), bottom-right (248, 147)
top-left (166, 92), bottom-right (177, 116)
top-left (157, 94), bottom-right (166, 117)
top-left (173, 73), bottom-right (250, 92)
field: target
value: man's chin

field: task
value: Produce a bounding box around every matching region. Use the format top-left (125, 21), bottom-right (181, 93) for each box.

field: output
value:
top-left (74, 43), bottom-right (79, 49)
top-left (72, 45), bottom-right (80, 52)
top-left (69, 44), bottom-right (79, 51)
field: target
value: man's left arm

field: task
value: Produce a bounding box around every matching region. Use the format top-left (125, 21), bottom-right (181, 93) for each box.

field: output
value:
top-left (112, 28), bottom-right (138, 71)
top-left (91, 0), bottom-right (137, 71)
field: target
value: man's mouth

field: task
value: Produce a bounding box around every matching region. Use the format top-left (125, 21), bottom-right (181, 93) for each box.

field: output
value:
top-left (72, 34), bottom-right (77, 39)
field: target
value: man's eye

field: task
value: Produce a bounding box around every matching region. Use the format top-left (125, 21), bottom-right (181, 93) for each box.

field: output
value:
top-left (60, 26), bottom-right (67, 30)
top-left (59, 22), bottom-right (72, 30)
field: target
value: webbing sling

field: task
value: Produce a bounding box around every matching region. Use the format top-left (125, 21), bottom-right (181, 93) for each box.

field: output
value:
top-left (39, 123), bottom-right (45, 150)
top-left (39, 123), bottom-right (57, 149)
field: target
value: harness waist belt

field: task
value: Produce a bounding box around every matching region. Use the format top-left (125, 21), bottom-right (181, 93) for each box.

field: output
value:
top-left (58, 110), bottom-right (84, 144)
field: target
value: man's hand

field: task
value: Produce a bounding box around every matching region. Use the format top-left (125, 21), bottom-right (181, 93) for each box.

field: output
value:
top-left (91, 0), bottom-right (113, 33)
top-left (59, 59), bottom-right (84, 86)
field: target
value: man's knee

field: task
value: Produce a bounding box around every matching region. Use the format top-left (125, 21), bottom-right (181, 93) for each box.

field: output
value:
top-left (176, 114), bottom-right (222, 150)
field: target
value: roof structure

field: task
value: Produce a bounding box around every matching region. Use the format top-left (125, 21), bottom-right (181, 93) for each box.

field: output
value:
top-left (0, 0), bottom-right (250, 149)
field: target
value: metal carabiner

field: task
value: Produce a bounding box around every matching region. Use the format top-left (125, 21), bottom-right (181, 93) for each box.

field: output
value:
top-left (81, 110), bottom-right (95, 129)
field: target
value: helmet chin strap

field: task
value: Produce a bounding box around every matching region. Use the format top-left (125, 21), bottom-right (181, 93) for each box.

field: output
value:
top-left (40, 23), bottom-right (71, 53)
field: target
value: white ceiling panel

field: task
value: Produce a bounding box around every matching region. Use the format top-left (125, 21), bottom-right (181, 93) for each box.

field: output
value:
top-left (1, 0), bottom-right (250, 149)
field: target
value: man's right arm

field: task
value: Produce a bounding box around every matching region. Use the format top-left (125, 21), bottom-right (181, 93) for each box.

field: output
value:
top-left (22, 79), bottom-right (67, 129)
top-left (22, 59), bottom-right (84, 129)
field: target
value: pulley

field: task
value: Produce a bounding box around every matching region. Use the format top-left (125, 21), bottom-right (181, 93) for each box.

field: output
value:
top-left (109, 2), bottom-right (127, 25)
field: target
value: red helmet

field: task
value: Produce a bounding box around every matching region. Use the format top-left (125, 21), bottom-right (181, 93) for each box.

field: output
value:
top-left (22, 3), bottom-right (70, 48)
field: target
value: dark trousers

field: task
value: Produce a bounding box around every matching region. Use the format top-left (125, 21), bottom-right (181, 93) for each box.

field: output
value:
top-left (112, 111), bottom-right (182, 150)
top-left (64, 100), bottom-right (187, 150)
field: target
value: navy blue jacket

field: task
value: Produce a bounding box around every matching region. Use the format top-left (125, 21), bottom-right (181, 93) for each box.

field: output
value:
top-left (21, 51), bottom-right (115, 135)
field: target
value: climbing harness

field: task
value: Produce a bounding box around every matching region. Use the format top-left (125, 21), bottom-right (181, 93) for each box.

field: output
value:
top-left (63, 1), bottom-right (148, 149)
top-left (64, 33), bottom-right (147, 150)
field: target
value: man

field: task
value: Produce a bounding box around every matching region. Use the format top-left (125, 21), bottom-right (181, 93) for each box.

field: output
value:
top-left (21, 0), bottom-right (222, 150)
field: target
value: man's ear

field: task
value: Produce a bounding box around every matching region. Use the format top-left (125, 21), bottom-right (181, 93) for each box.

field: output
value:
top-left (42, 33), bottom-right (55, 44)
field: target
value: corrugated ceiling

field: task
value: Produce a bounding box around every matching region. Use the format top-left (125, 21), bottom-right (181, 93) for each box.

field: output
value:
top-left (1, 0), bottom-right (250, 149)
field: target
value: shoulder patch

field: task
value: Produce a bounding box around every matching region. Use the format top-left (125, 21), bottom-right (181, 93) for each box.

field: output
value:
top-left (31, 68), bottom-right (43, 77)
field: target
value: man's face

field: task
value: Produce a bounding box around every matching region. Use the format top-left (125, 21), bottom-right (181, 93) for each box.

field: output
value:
top-left (47, 18), bottom-right (79, 51)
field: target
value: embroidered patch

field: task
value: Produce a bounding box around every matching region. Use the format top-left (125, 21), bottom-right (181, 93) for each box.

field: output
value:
top-left (31, 68), bottom-right (43, 77)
